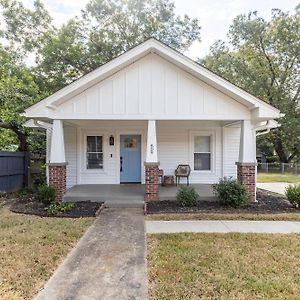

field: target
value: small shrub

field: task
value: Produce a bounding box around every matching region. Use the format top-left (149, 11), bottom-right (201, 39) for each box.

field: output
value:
top-left (46, 202), bottom-right (75, 215)
top-left (285, 185), bottom-right (300, 208)
top-left (176, 186), bottom-right (199, 207)
top-left (33, 176), bottom-right (47, 190)
top-left (36, 185), bottom-right (56, 205)
top-left (212, 177), bottom-right (248, 208)
top-left (19, 187), bottom-right (34, 197)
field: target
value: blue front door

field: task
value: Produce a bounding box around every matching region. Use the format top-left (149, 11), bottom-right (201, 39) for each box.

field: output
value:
top-left (120, 135), bottom-right (141, 183)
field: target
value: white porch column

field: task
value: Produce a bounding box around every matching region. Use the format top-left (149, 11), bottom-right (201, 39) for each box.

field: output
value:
top-left (238, 120), bottom-right (256, 163)
top-left (236, 120), bottom-right (257, 202)
top-left (48, 119), bottom-right (67, 202)
top-left (145, 120), bottom-right (159, 201)
top-left (146, 120), bottom-right (158, 163)
top-left (50, 119), bottom-right (66, 163)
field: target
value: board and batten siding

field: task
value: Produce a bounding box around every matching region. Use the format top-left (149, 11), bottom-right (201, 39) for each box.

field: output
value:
top-left (61, 121), bottom-right (240, 188)
top-left (56, 53), bottom-right (250, 120)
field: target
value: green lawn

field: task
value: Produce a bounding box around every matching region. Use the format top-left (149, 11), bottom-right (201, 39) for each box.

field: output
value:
top-left (0, 206), bottom-right (93, 300)
top-left (147, 212), bottom-right (300, 221)
top-left (257, 172), bottom-right (300, 183)
top-left (148, 233), bottom-right (300, 300)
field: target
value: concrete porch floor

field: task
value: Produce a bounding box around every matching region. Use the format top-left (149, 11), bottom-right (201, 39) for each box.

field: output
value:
top-left (64, 184), bottom-right (215, 208)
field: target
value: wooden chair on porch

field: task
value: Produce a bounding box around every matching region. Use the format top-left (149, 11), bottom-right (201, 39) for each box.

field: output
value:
top-left (175, 164), bottom-right (191, 186)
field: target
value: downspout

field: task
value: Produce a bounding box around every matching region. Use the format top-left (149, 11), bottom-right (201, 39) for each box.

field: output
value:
top-left (256, 128), bottom-right (270, 136)
top-left (33, 120), bottom-right (52, 130)
top-left (254, 120), bottom-right (271, 137)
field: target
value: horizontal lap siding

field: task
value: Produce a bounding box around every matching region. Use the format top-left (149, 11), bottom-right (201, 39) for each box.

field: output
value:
top-left (64, 126), bottom-right (77, 188)
top-left (223, 127), bottom-right (240, 178)
top-left (77, 121), bottom-right (146, 185)
top-left (156, 121), bottom-right (222, 184)
top-left (78, 133), bottom-right (117, 184)
top-left (157, 127), bottom-right (188, 177)
top-left (63, 121), bottom-right (238, 187)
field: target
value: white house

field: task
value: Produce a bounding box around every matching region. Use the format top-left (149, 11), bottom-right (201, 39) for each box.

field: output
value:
top-left (24, 38), bottom-right (280, 202)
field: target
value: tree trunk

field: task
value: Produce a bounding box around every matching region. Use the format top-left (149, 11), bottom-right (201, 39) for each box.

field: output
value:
top-left (0, 120), bottom-right (28, 152)
top-left (274, 138), bottom-right (288, 163)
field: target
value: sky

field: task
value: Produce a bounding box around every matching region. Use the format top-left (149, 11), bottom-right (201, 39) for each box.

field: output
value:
top-left (18, 0), bottom-right (300, 59)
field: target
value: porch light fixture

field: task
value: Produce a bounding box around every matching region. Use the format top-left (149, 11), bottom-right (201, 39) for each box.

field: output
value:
top-left (109, 135), bottom-right (114, 146)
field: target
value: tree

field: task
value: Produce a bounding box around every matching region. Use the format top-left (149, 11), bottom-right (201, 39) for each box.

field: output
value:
top-left (36, 0), bottom-right (201, 91)
top-left (202, 7), bottom-right (300, 162)
top-left (0, 0), bottom-right (201, 150)
top-left (0, 44), bottom-right (44, 152)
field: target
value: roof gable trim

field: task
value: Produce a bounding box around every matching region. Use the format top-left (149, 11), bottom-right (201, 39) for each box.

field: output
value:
top-left (25, 38), bottom-right (280, 118)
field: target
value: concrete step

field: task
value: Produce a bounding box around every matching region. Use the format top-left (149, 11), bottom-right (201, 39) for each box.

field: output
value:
top-left (104, 201), bottom-right (144, 208)
top-left (64, 195), bottom-right (144, 209)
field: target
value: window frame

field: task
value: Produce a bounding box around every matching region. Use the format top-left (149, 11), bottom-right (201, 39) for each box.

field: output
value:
top-left (189, 130), bottom-right (215, 173)
top-left (82, 132), bottom-right (105, 172)
top-left (86, 135), bottom-right (104, 170)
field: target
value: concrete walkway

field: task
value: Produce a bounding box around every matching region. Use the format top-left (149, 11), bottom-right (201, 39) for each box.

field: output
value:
top-left (35, 209), bottom-right (148, 300)
top-left (146, 220), bottom-right (300, 234)
top-left (257, 182), bottom-right (292, 195)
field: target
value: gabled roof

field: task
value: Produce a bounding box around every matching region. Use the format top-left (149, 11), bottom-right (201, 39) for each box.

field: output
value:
top-left (24, 38), bottom-right (280, 119)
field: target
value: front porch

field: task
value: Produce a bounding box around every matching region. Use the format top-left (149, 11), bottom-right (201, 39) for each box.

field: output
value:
top-left (46, 118), bottom-right (258, 203)
top-left (64, 184), bottom-right (216, 207)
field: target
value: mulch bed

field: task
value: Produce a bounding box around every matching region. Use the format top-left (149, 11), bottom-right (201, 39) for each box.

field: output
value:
top-left (4, 193), bottom-right (103, 218)
top-left (146, 189), bottom-right (299, 215)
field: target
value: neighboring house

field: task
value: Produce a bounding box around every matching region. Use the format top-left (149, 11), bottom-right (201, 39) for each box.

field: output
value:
top-left (24, 38), bottom-right (280, 202)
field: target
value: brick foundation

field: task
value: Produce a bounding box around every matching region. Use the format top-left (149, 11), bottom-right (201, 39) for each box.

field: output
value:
top-left (48, 164), bottom-right (67, 202)
top-left (145, 163), bottom-right (159, 201)
top-left (236, 162), bottom-right (257, 202)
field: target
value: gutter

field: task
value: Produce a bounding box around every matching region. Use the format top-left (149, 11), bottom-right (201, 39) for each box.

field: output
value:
top-left (33, 120), bottom-right (52, 131)
top-left (255, 120), bottom-right (280, 137)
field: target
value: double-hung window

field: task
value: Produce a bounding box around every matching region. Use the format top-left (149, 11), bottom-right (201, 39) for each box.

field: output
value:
top-left (193, 135), bottom-right (211, 171)
top-left (86, 136), bottom-right (103, 169)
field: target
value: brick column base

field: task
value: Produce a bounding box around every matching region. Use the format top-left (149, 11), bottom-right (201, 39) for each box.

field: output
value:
top-left (47, 163), bottom-right (67, 202)
top-left (145, 163), bottom-right (159, 202)
top-left (236, 162), bottom-right (257, 202)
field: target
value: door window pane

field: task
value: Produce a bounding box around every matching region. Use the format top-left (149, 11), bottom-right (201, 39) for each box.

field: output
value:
top-left (124, 137), bottom-right (137, 148)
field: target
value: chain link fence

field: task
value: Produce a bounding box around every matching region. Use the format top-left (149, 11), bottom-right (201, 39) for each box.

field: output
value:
top-left (257, 163), bottom-right (300, 175)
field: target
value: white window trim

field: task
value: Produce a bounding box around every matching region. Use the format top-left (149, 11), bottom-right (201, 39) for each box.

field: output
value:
top-left (81, 131), bottom-right (106, 173)
top-left (86, 136), bottom-right (104, 170)
top-left (189, 130), bottom-right (216, 174)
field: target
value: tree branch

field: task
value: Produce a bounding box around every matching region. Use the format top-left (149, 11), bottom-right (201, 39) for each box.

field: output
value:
top-left (0, 120), bottom-right (28, 152)
top-left (258, 36), bottom-right (279, 88)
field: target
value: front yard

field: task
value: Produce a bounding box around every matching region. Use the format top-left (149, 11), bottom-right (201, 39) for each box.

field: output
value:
top-left (257, 172), bottom-right (300, 183)
top-left (147, 189), bottom-right (300, 221)
top-left (148, 233), bottom-right (300, 299)
top-left (147, 212), bottom-right (300, 221)
top-left (0, 200), bottom-right (93, 299)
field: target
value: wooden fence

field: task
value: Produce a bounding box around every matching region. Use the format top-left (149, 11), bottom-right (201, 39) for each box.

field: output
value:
top-left (0, 151), bottom-right (30, 192)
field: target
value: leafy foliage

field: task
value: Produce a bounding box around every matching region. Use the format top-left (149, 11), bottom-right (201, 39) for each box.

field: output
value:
top-left (36, 184), bottom-right (56, 205)
top-left (212, 177), bottom-right (248, 208)
top-left (0, 45), bottom-right (44, 151)
top-left (0, 0), bottom-right (201, 151)
top-left (285, 185), bottom-right (300, 207)
top-left (46, 202), bottom-right (75, 215)
top-left (176, 186), bottom-right (199, 207)
top-left (36, 0), bottom-right (201, 91)
top-left (202, 7), bottom-right (300, 162)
